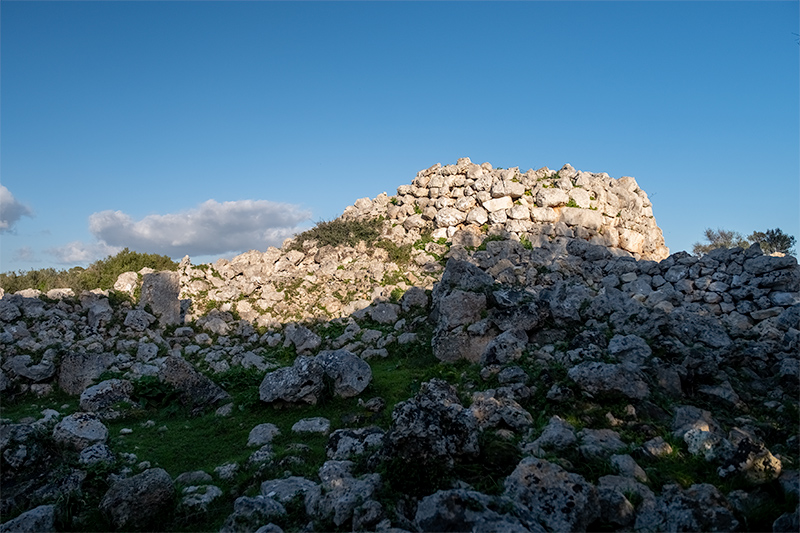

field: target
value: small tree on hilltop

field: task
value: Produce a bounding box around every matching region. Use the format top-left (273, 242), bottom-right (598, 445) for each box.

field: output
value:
top-left (748, 228), bottom-right (796, 256)
top-left (692, 228), bottom-right (750, 256)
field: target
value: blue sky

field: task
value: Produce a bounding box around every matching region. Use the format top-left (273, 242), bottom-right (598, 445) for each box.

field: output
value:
top-left (1, 1), bottom-right (798, 272)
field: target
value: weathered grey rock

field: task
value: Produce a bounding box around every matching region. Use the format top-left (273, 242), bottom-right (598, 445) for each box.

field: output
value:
top-left (578, 428), bottom-right (628, 459)
top-left (568, 361), bottom-right (650, 399)
top-left (79, 379), bottom-right (134, 418)
top-left (434, 289), bottom-right (487, 331)
top-left (317, 349), bottom-right (372, 398)
top-left (123, 309), bottom-right (156, 332)
top-left (634, 483), bottom-right (738, 533)
top-left (253, 525), bottom-right (284, 533)
top-left (387, 379), bottom-right (479, 468)
top-left (432, 259), bottom-right (495, 301)
top-left (220, 495), bottom-right (286, 533)
top-left (641, 436), bottom-right (673, 458)
top-left (774, 505), bottom-right (800, 533)
top-left (247, 444), bottom-right (274, 466)
top-left (180, 484), bottom-right (223, 513)
top-left (304, 460), bottom-right (380, 528)
top-left (159, 356), bottom-right (231, 412)
top-left (671, 405), bottom-right (722, 439)
top-left (260, 476), bottom-right (317, 504)
top-left (545, 281), bottom-right (595, 323)
top-left (99, 468), bottom-right (175, 530)
top-left (174, 470), bottom-right (213, 485)
top-left (415, 489), bottom-right (537, 533)
top-left (58, 352), bottom-right (114, 395)
top-left (78, 443), bottom-right (115, 467)
top-left (87, 298), bottom-right (113, 329)
top-left (52, 412), bottom-right (108, 451)
top-left (480, 328), bottom-right (527, 366)
top-left (247, 423), bottom-right (281, 447)
top-left (597, 475), bottom-right (654, 528)
top-left (469, 388), bottom-right (533, 432)
top-left (292, 417), bottom-right (330, 435)
top-left (3, 355), bottom-right (55, 383)
top-left (327, 426), bottom-right (385, 460)
top-left (718, 439), bottom-right (782, 484)
top-left (607, 334), bottom-right (652, 365)
top-left (504, 456), bottom-right (599, 532)
top-left (140, 271), bottom-right (181, 325)
top-left (282, 323), bottom-right (321, 355)
top-left (259, 356), bottom-right (324, 405)
top-left (525, 415), bottom-right (577, 455)
top-left (0, 504), bottom-right (56, 533)
top-left (0, 300), bottom-right (22, 322)
top-left (610, 454), bottom-right (648, 482)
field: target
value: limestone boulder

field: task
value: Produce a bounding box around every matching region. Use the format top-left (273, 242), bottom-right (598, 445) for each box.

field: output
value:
top-left (58, 352), bottom-right (114, 395)
top-left (219, 496), bottom-right (286, 533)
top-left (140, 271), bottom-right (181, 325)
top-left (100, 468), bottom-right (175, 530)
top-left (415, 489), bottom-right (536, 533)
top-left (304, 460), bottom-right (380, 528)
top-left (568, 361), bottom-right (650, 400)
top-left (52, 412), bottom-right (108, 451)
top-left (259, 356), bottom-right (324, 405)
top-left (79, 379), bottom-right (134, 419)
top-left (0, 504), bottom-right (56, 533)
top-left (386, 379), bottom-right (479, 468)
top-left (504, 457), bottom-right (599, 532)
top-left (159, 356), bottom-right (231, 413)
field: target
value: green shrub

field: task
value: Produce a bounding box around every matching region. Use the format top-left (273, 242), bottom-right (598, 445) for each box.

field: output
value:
top-left (0, 248), bottom-right (177, 293)
top-left (288, 218), bottom-right (383, 251)
top-left (376, 240), bottom-right (412, 265)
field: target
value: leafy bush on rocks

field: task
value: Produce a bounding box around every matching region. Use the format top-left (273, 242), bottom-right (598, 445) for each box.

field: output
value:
top-left (288, 218), bottom-right (383, 251)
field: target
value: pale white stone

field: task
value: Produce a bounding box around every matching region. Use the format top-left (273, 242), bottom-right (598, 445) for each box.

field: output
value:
top-left (482, 196), bottom-right (514, 213)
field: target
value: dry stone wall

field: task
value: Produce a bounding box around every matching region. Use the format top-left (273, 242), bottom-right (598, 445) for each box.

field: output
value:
top-left (343, 157), bottom-right (668, 260)
top-left (171, 158), bottom-right (670, 325)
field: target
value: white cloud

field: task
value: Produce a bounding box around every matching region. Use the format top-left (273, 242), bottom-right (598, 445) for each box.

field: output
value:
top-left (50, 199), bottom-right (312, 264)
top-left (47, 241), bottom-right (122, 264)
top-left (13, 246), bottom-right (39, 263)
top-left (0, 185), bottom-right (33, 233)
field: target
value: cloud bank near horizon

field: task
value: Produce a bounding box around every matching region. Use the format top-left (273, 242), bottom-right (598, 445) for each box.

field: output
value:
top-left (48, 199), bottom-right (312, 264)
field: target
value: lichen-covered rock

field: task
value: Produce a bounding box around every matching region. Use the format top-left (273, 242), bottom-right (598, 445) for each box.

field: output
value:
top-left (159, 356), bottom-right (231, 413)
top-left (282, 323), bottom-right (321, 355)
top-left (469, 388), bottom-right (533, 432)
top-left (317, 349), bottom-right (372, 398)
top-left (52, 412), bottom-right (108, 451)
top-left (247, 423), bottom-right (281, 447)
top-left (634, 483), bottom-right (738, 533)
top-left (260, 477), bottom-right (317, 504)
top-left (524, 415), bottom-right (577, 455)
top-left (259, 356), bottom-right (324, 405)
top-left (220, 495), bottom-right (286, 533)
top-left (327, 426), bottom-right (385, 460)
top-left (504, 457), bottom-right (599, 532)
top-left (58, 352), bottom-right (114, 395)
top-left (386, 379), bottom-right (479, 468)
top-left (415, 489), bottom-right (539, 532)
top-left (0, 504), bottom-right (56, 533)
top-left (568, 361), bottom-right (650, 399)
top-left (304, 460), bottom-right (380, 528)
top-left (79, 379), bottom-right (134, 418)
top-left (99, 468), bottom-right (175, 530)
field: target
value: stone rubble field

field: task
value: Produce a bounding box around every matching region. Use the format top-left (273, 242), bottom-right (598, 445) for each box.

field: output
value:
top-left (1, 159), bottom-right (798, 532)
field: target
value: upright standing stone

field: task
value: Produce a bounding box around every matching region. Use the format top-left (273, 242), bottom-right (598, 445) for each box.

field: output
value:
top-left (140, 272), bottom-right (180, 325)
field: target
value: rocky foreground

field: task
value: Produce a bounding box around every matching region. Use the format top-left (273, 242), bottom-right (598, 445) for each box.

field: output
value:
top-left (1, 159), bottom-right (799, 532)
